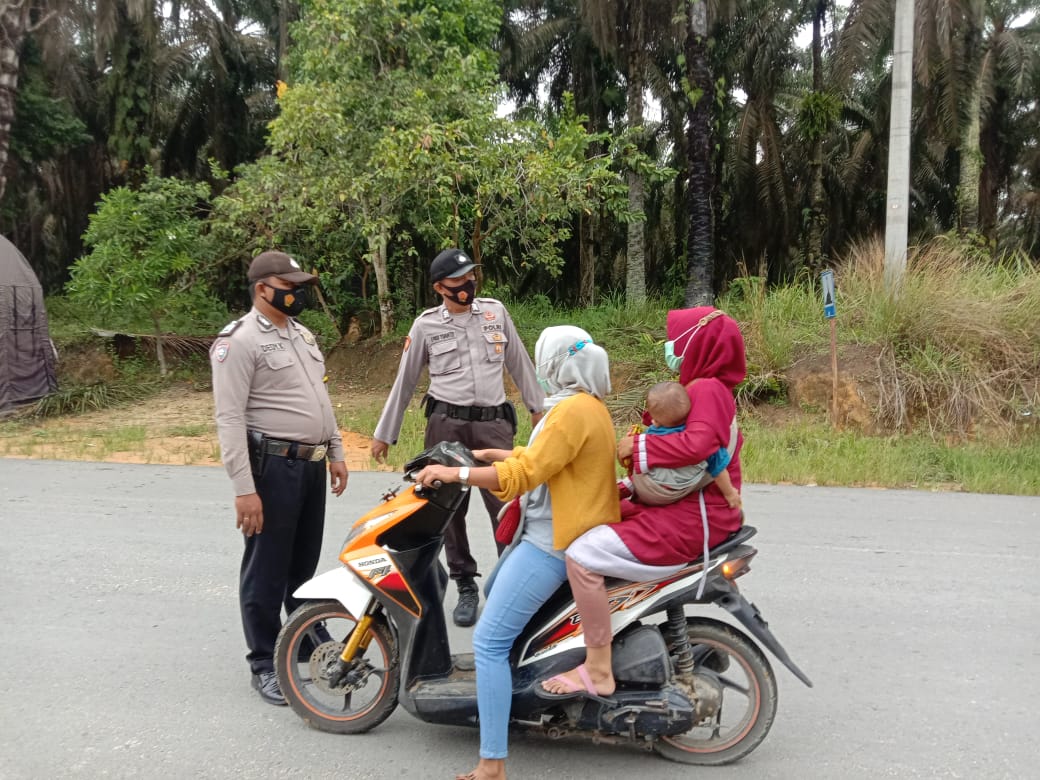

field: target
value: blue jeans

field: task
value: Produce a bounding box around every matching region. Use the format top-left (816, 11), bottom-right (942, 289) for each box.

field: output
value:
top-left (472, 541), bottom-right (567, 759)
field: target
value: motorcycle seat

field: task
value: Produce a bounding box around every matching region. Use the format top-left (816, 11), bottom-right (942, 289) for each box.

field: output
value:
top-left (688, 524), bottom-right (757, 565)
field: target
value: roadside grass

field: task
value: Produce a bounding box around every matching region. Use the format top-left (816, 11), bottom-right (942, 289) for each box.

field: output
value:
top-left (739, 416), bottom-right (1040, 495)
top-left (720, 238), bottom-right (1040, 433)
top-left (165, 424), bottom-right (210, 437)
top-left (0, 424), bottom-right (148, 460)
top-left (8, 236), bottom-right (1036, 495)
top-left (368, 394), bottom-right (1040, 495)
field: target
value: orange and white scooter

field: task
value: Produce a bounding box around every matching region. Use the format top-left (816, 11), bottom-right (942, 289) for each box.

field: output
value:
top-left (274, 442), bottom-right (810, 765)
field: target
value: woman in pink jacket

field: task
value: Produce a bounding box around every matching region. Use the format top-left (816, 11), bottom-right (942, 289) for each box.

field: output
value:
top-left (541, 307), bottom-right (746, 699)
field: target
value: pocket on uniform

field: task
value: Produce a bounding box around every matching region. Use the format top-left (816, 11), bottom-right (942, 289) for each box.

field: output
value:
top-left (428, 339), bottom-right (461, 375)
top-left (263, 351), bottom-right (296, 370)
top-left (483, 332), bottom-right (507, 362)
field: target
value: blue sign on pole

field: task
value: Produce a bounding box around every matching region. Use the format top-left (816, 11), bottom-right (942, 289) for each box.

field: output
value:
top-left (821, 270), bottom-right (837, 319)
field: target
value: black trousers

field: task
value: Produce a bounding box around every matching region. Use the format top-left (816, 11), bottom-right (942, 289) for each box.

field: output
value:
top-left (424, 413), bottom-right (514, 580)
top-left (240, 454), bottom-right (326, 674)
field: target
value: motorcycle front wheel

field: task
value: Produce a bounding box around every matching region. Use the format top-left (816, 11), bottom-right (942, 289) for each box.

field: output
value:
top-left (655, 617), bottom-right (778, 765)
top-left (275, 600), bottom-right (399, 734)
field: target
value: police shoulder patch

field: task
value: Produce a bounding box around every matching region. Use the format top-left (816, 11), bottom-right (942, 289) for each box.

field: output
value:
top-left (217, 319), bottom-right (241, 337)
top-left (212, 340), bottom-right (230, 362)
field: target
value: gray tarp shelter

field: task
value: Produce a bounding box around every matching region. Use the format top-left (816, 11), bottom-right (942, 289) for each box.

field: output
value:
top-left (0, 236), bottom-right (57, 413)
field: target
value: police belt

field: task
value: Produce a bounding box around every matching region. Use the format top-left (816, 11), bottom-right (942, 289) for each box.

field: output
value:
top-left (248, 431), bottom-right (328, 462)
top-left (427, 399), bottom-right (508, 422)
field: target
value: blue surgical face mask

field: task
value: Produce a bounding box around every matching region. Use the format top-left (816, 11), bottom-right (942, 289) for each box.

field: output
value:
top-left (663, 340), bottom-right (684, 372)
top-left (663, 311), bottom-right (723, 373)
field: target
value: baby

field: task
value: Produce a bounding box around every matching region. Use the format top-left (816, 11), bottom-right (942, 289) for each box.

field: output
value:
top-left (624, 381), bottom-right (741, 508)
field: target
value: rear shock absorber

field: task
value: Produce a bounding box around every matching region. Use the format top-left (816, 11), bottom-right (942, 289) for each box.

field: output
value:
top-left (664, 604), bottom-right (694, 677)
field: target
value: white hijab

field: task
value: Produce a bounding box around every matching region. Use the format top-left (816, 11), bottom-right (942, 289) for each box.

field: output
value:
top-left (534, 326), bottom-right (611, 411)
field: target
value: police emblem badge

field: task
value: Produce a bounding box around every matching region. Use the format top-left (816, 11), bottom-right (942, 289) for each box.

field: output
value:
top-left (214, 341), bottom-right (229, 362)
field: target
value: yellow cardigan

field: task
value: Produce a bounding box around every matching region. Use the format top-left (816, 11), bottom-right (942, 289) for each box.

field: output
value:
top-left (492, 391), bottom-right (621, 550)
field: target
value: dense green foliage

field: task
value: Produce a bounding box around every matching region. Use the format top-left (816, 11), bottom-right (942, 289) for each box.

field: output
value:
top-left (3, 0), bottom-right (1035, 312)
top-left (66, 173), bottom-right (228, 373)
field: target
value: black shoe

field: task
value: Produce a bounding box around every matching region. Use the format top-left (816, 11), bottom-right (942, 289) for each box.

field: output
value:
top-left (297, 621), bottom-right (335, 662)
top-left (251, 671), bottom-right (287, 706)
top-left (453, 578), bottom-right (479, 627)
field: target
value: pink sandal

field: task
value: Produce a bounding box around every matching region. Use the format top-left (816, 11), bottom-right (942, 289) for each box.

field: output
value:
top-left (535, 664), bottom-right (614, 703)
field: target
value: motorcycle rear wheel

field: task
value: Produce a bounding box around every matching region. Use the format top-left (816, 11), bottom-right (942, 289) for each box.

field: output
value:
top-left (275, 600), bottom-right (399, 734)
top-left (655, 618), bottom-right (778, 765)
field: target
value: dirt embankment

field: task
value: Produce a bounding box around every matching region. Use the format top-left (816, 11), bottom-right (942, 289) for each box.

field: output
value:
top-left (4, 333), bottom-right (892, 468)
top-left (1, 337), bottom-right (408, 469)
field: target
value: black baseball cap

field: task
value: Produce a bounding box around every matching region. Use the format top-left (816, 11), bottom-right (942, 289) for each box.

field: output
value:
top-left (247, 251), bottom-right (318, 284)
top-left (430, 248), bottom-right (480, 283)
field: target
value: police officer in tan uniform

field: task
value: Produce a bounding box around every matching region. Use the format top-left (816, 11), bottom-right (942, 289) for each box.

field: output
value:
top-left (372, 248), bottom-right (545, 626)
top-left (211, 251), bottom-right (348, 706)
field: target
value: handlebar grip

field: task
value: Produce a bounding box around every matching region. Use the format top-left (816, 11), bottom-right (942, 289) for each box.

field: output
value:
top-left (414, 479), bottom-right (443, 496)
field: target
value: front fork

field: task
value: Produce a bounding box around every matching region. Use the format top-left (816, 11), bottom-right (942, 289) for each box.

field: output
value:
top-left (326, 610), bottom-right (375, 689)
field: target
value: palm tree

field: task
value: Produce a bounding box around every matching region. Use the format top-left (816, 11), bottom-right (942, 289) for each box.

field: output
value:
top-left (683, 0), bottom-right (713, 305)
top-left (498, 0), bottom-right (624, 304)
top-left (953, 0), bottom-right (1037, 235)
top-left (576, 0), bottom-right (679, 303)
top-left (0, 0), bottom-right (60, 202)
top-left (836, 0), bottom-right (1039, 244)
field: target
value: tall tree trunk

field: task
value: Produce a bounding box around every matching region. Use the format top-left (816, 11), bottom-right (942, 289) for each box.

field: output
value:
top-left (684, 0), bottom-right (713, 307)
top-left (277, 0), bottom-right (290, 82)
top-left (0, 2), bottom-right (55, 201)
top-left (624, 13), bottom-right (647, 304)
top-left (578, 210), bottom-right (596, 305)
top-left (957, 66), bottom-right (984, 234)
top-left (369, 221), bottom-right (393, 337)
top-left (0, 3), bottom-right (28, 203)
top-left (807, 1), bottom-right (827, 272)
top-left (152, 312), bottom-right (167, 376)
top-left (978, 89), bottom-right (1006, 244)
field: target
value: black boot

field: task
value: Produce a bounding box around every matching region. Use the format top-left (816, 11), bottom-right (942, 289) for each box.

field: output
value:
top-left (453, 577), bottom-right (479, 627)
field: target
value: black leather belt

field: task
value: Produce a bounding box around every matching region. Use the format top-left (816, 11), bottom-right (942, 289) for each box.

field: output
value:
top-left (427, 400), bottom-right (507, 422)
top-left (248, 431), bottom-right (328, 462)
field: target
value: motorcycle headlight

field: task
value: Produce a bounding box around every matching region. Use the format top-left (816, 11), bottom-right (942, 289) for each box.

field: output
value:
top-left (343, 510), bottom-right (398, 546)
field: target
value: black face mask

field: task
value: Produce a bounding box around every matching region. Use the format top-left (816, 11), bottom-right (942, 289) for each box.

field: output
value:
top-left (263, 283), bottom-right (309, 316)
top-left (440, 278), bottom-right (475, 306)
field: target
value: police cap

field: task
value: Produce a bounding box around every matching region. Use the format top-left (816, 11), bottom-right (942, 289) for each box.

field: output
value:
top-left (430, 248), bottom-right (480, 283)
top-left (248, 251), bottom-right (318, 284)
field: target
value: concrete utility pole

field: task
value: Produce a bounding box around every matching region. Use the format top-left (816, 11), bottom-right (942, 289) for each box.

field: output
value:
top-left (883, 0), bottom-right (914, 292)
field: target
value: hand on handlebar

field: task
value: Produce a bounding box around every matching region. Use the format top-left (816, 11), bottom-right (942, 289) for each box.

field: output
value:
top-left (413, 464), bottom-right (456, 489)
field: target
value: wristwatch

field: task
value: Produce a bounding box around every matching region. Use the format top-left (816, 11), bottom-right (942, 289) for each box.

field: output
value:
top-left (458, 466), bottom-right (470, 486)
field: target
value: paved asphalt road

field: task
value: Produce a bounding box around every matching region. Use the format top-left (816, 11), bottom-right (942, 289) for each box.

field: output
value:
top-left (1, 459), bottom-right (1038, 779)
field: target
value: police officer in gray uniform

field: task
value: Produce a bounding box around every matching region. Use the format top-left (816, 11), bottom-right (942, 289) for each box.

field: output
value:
top-left (372, 248), bottom-right (544, 626)
top-left (211, 251), bottom-right (348, 706)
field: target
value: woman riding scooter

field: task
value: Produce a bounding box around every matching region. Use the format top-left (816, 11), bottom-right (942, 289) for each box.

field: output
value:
top-left (414, 325), bottom-right (619, 780)
top-left (542, 307), bottom-right (747, 701)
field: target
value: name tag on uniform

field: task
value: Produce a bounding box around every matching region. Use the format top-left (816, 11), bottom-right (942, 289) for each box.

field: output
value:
top-left (260, 343), bottom-right (287, 352)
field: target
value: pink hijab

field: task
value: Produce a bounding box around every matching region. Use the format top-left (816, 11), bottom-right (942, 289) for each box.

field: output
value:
top-left (666, 307), bottom-right (747, 390)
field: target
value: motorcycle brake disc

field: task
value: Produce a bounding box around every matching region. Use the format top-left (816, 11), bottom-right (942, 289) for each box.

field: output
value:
top-left (309, 642), bottom-right (357, 694)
